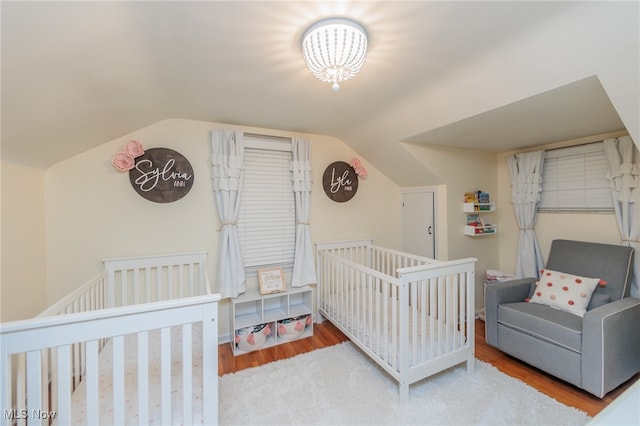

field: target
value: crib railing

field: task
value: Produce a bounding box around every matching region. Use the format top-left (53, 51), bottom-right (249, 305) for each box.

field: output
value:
top-left (314, 239), bottom-right (440, 278)
top-left (2, 252), bottom-right (213, 426)
top-left (105, 251), bottom-right (210, 308)
top-left (1, 295), bottom-right (219, 426)
top-left (316, 240), bottom-right (476, 402)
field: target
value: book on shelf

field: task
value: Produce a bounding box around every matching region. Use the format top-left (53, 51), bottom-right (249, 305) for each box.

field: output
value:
top-left (478, 192), bottom-right (490, 204)
top-left (467, 214), bottom-right (480, 226)
top-left (464, 192), bottom-right (478, 203)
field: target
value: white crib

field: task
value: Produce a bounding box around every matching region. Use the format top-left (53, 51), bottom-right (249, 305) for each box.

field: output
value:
top-left (0, 252), bottom-right (220, 425)
top-left (316, 239), bottom-right (477, 402)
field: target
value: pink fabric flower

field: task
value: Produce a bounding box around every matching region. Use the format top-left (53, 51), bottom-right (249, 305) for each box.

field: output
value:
top-left (306, 315), bottom-right (312, 325)
top-left (294, 321), bottom-right (304, 331)
top-left (247, 334), bottom-right (255, 345)
top-left (350, 158), bottom-right (368, 179)
top-left (355, 166), bottom-right (368, 179)
top-left (263, 325), bottom-right (271, 336)
top-left (112, 152), bottom-right (135, 172)
top-left (278, 324), bottom-right (287, 335)
top-left (123, 140), bottom-right (145, 158)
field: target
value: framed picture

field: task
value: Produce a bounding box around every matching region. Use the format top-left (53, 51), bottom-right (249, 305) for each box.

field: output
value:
top-left (258, 267), bottom-right (286, 294)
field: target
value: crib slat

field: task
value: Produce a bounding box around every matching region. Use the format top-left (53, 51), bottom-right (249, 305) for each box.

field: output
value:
top-left (85, 340), bottom-right (99, 425)
top-left (134, 269), bottom-right (140, 305)
top-left (421, 279), bottom-right (428, 362)
top-left (0, 352), bottom-right (10, 426)
top-left (121, 270), bottom-right (128, 306)
top-left (113, 335), bottom-right (125, 425)
top-left (16, 355), bottom-right (26, 426)
top-left (146, 266), bottom-right (152, 303)
top-left (138, 331), bottom-right (149, 425)
top-left (182, 324), bottom-right (193, 425)
top-left (446, 275), bottom-right (452, 351)
top-left (178, 264), bottom-right (185, 299)
top-left (40, 349), bottom-right (49, 419)
top-left (411, 282), bottom-right (418, 366)
top-left (188, 263), bottom-right (194, 297)
top-left (168, 265), bottom-right (174, 300)
top-left (26, 350), bottom-right (43, 426)
top-left (202, 302), bottom-right (218, 425)
top-left (161, 327), bottom-right (171, 423)
top-left (57, 345), bottom-right (72, 426)
top-left (430, 278), bottom-right (436, 359)
top-left (157, 267), bottom-right (163, 301)
top-left (50, 347), bottom-right (58, 416)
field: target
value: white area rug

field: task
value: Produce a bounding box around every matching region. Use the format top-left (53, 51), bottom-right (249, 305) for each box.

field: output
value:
top-left (219, 342), bottom-right (591, 426)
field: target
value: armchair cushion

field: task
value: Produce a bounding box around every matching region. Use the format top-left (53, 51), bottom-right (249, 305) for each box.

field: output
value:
top-left (588, 292), bottom-right (611, 310)
top-left (499, 302), bottom-right (583, 352)
top-left (528, 268), bottom-right (601, 317)
top-left (545, 239), bottom-right (633, 300)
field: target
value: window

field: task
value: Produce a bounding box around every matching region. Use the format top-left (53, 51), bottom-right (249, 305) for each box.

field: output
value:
top-left (538, 142), bottom-right (613, 212)
top-left (237, 135), bottom-right (296, 269)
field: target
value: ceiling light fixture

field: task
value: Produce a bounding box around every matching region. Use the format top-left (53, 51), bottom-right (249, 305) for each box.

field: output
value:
top-left (301, 18), bottom-right (368, 92)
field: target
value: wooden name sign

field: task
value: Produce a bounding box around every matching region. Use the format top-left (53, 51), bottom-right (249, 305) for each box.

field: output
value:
top-left (322, 161), bottom-right (358, 203)
top-left (129, 148), bottom-right (194, 203)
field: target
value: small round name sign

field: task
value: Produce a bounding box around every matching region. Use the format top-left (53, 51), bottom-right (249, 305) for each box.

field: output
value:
top-left (322, 161), bottom-right (359, 202)
top-left (129, 148), bottom-right (194, 203)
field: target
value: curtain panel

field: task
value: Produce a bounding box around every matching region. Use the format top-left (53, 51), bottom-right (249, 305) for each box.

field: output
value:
top-left (507, 151), bottom-right (545, 279)
top-left (211, 129), bottom-right (246, 299)
top-left (604, 136), bottom-right (640, 298)
top-left (291, 138), bottom-right (316, 287)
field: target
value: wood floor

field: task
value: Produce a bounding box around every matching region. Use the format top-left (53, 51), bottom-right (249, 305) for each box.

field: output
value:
top-left (219, 319), bottom-right (638, 418)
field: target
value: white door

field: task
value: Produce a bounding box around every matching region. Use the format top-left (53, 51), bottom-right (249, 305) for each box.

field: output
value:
top-left (402, 191), bottom-right (435, 258)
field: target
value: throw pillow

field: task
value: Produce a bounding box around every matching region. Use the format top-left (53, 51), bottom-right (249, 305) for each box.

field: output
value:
top-left (527, 269), bottom-right (600, 317)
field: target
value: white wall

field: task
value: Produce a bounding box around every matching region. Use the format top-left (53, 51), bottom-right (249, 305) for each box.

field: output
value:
top-left (403, 143), bottom-right (499, 310)
top-left (1, 162), bottom-right (47, 321)
top-left (44, 118), bottom-right (403, 335)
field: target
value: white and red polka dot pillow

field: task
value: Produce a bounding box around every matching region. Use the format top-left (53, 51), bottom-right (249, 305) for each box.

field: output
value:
top-left (527, 269), bottom-right (601, 317)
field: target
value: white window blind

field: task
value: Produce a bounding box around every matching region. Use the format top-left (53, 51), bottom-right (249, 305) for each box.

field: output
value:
top-left (238, 137), bottom-right (296, 268)
top-left (538, 142), bottom-right (613, 211)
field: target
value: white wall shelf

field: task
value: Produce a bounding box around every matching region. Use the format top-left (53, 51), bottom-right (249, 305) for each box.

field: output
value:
top-left (464, 202), bottom-right (496, 236)
top-left (230, 285), bottom-right (314, 355)
top-left (463, 202), bottom-right (495, 213)
top-left (464, 225), bottom-right (497, 236)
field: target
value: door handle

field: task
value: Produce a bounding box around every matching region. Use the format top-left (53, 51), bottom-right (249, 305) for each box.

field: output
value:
top-left (427, 226), bottom-right (433, 235)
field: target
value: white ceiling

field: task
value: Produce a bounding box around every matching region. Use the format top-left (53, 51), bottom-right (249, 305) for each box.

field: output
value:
top-left (403, 76), bottom-right (625, 152)
top-left (1, 1), bottom-right (635, 185)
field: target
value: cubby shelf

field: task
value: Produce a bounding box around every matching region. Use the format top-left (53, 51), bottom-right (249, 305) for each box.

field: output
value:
top-left (230, 285), bottom-right (314, 355)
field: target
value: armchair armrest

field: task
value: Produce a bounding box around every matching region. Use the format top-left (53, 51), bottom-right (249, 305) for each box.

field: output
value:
top-left (484, 278), bottom-right (536, 347)
top-left (582, 297), bottom-right (640, 397)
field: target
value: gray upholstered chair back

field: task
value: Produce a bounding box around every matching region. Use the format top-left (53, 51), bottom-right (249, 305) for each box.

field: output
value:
top-left (545, 239), bottom-right (634, 300)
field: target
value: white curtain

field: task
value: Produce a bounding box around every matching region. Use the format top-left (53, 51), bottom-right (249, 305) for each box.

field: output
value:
top-left (507, 151), bottom-right (545, 278)
top-left (291, 137), bottom-right (316, 287)
top-left (211, 129), bottom-right (246, 298)
top-left (604, 136), bottom-right (640, 298)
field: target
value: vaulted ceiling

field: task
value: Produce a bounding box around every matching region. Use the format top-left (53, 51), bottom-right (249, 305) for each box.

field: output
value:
top-left (2, 1), bottom-right (637, 186)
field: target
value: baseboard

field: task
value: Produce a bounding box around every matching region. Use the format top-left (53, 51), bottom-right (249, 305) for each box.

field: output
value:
top-left (219, 332), bottom-right (232, 345)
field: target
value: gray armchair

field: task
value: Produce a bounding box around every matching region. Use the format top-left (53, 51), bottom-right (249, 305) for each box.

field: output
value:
top-left (485, 239), bottom-right (640, 397)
